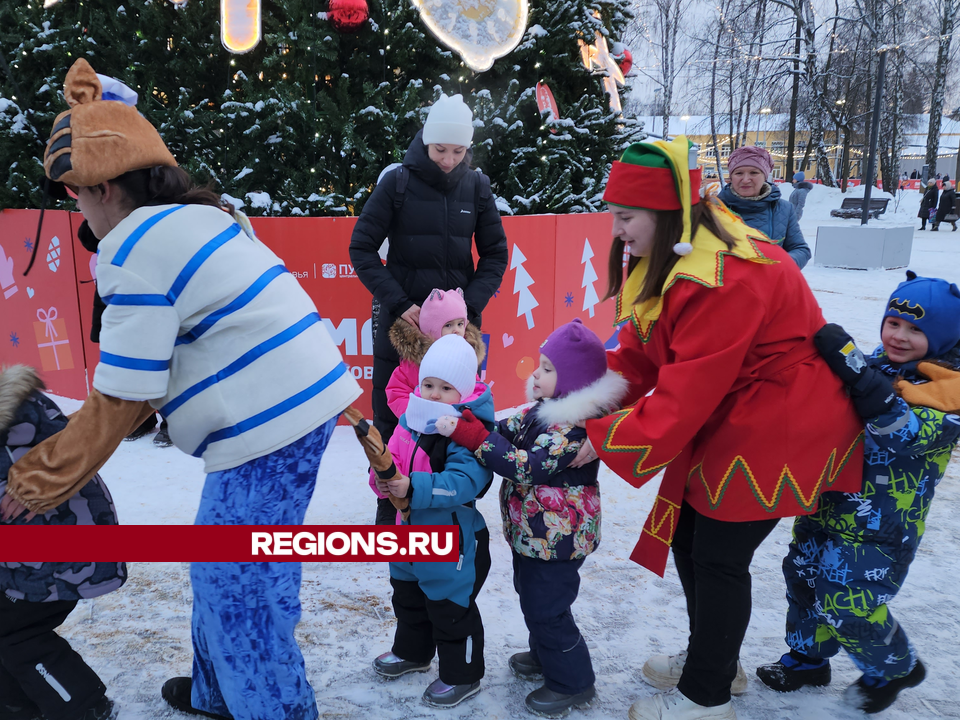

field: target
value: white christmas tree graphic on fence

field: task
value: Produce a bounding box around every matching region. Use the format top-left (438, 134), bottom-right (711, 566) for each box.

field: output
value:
top-left (511, 243), bottom-right (538, 329)
top-left (581, 238), bottom-right (599, 318)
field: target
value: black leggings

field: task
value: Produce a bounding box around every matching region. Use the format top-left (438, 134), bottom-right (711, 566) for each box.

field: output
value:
top-left (671, 502), bottom-right (779, 707)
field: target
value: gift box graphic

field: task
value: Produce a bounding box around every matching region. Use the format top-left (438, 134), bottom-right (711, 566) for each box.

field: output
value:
top-left (33, 307), bottom-right (74, 371)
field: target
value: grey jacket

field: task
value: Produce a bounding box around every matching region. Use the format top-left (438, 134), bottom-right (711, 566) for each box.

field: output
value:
top-left (0, 365), bottom-right (126, 602)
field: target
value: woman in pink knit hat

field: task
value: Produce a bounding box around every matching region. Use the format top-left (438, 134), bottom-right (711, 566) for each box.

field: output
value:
top-left (718, 146), bottom-right (811, 269)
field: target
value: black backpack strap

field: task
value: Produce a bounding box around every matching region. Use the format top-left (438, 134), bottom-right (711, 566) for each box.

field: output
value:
top-left (394, 166), bottom-right (409, 211)
top-left (474, 171), bottom-right (492, 214)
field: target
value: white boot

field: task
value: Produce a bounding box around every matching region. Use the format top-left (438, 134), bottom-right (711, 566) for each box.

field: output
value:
top-left (628, 690), bottom-right (737, 720)
top-left (642, 652), bottom-right (748, 695)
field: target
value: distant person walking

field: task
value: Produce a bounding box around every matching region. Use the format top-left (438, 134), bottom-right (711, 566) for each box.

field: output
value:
top-left (932, 180), bottom-right (957, 232)
top-left (788, 172), bottom-right (814, 221)
top-left (919, 180), bottom-right (938, 231)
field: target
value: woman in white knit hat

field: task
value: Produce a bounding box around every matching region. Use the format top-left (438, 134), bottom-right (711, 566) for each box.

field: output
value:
top-left (350, 94), bottom-right (508, 525)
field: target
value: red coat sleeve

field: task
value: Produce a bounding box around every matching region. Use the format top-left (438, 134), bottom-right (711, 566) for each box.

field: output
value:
top-left (607, 321), bottom-right (660, 408)
top-left (586, 280), bottom-right (767, 488)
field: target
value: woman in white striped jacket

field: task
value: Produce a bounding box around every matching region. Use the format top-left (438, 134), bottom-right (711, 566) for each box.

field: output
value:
top-left (1, 59), bottom-right (361, 720)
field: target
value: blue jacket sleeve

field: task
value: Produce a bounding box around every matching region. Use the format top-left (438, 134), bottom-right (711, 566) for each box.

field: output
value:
top-left (409, 442), bottom-right (493, 508)
top-left (780, 202), bottom-right (811, 269)
top-left (476, 425), bottom-right (586, 486)
top-left (866, 398), bottom-right (960, 457)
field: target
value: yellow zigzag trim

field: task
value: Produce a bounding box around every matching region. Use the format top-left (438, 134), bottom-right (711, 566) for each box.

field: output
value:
top-left (692, 431), bottom-right (865, 513)
top-left (600, 408), bottom-right (678, 480)
top-left (642, 495), bottom-right (681, 546)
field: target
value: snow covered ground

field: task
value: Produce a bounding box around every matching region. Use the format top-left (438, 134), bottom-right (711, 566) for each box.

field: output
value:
top-left (49, 185), bottom-right (960, 719)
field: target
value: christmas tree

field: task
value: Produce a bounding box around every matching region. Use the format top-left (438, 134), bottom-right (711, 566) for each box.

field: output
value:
top-left (0, 0), bottom-right (642, 215)
top-left (581, 237), bottom-right (599, 317)
top-left (510, 242), bottom-right (539, 329)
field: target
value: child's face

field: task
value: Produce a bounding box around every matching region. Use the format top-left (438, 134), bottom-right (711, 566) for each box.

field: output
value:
top-left (441, 319), bottom-right (467, 338)
top-left (881, 317), bottom-right (929, 364)
top-left (531, 354), bottom-right (557, 400)
top-left (420, 376), bottom-right (462, 404)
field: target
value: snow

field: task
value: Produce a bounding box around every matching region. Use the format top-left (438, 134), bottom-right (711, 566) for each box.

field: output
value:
top-left (232, 167), bottom-right (253, 181)
top-left (244, 191), bottom-right (271, 209)
top-left (40, 186), bottom-right (960, 718)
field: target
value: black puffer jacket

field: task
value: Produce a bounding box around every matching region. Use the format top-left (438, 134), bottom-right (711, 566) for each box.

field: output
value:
top-left (936, 186), bottom-right (956, 223)
top-left (0, 365), bottom-right (126, 602)
top-left (349, 130), bottom-right (508, 334)
top-left (918, 185), bottom-right (939, 219)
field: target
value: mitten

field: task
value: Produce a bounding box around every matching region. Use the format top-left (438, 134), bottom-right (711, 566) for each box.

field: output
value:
top-left (814, 323), bottom-right (897, 418)
top-left (895, 362), bottom-right (960, 413)
top-left (446, 408), bottom-right (490, 452)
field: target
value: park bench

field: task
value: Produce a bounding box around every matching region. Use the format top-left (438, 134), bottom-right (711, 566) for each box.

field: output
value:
top-left (829, 197), bottom-right (890, 219)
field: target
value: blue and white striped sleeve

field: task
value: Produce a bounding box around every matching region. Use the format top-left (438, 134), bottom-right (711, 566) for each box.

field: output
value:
top-left (92, 264), bottom-right (180, 401)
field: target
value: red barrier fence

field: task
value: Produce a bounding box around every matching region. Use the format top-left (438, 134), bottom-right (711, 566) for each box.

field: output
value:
top-left (0, 210), bottom-right (619, 417)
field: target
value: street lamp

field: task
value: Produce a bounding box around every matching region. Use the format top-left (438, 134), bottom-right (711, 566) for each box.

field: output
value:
top-left (759, 107), bottom-right (772, 147)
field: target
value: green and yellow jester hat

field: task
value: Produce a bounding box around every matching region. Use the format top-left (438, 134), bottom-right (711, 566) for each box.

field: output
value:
top-left (603, 135), bottom-right (702, 255)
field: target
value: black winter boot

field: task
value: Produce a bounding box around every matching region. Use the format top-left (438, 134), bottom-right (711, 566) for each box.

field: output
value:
top-left (756, 651), bottom-right (831, 692)
top-left (525, 684), bottom-right (596, 718)
top-left (509, 651), bottom-right (544, 680)
top-left (78, 696), bottom-right (116, 720)
top-left (153, 420), bottom-right (173, 447)
top-left (842, 660), bottom-right (926, 714)
top-left (161, 678), bottom-right (233, 719)
top-left (0, 701), bottom-right (42, 720)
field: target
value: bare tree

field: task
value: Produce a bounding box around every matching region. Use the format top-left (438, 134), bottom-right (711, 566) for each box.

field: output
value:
top-left (924, 0), bottom-right (957, 177)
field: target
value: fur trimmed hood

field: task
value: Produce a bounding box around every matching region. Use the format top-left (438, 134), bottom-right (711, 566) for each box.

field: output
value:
top-left (0, 365), bottom-right (44, 434)
top-left (528, 370), bottom-right (629, 427)
top-left (389, 318), bottom-right (486, 366)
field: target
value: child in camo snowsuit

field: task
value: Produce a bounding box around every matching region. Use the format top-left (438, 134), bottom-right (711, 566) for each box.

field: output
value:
top-left (0, 365), bottom-right (125, 720)
top-left (758, 272), bottom-right (960, 715)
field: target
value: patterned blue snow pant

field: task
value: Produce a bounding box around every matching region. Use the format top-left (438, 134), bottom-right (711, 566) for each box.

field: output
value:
top-left (782, 503), bottom-right (920, 681)
top-left (190, 419), bottom-right (337, 720)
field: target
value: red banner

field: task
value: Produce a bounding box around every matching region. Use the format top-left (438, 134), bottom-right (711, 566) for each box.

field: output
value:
top-left (0, 525), bottom-right (459, 562)
top-left (3, 210), bottom-right (619, 416)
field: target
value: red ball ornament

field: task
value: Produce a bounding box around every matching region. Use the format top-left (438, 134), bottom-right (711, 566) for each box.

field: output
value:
top-left (618, 47), bottom-right (633, 76)
top-left (328, 0), bottom-right (369, 33)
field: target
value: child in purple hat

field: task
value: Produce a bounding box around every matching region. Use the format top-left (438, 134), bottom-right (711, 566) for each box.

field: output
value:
top-left (435, 319), bottom-right (628, 717)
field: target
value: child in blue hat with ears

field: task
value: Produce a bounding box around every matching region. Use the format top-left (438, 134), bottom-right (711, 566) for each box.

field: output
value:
top-left (436, 319), bottom-right (628, 717)
top-left (758, 271), bottom-right (960, 715)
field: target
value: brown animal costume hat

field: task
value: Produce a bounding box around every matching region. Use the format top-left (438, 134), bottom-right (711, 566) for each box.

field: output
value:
top-left (44, 59), bottom-right (177, 187)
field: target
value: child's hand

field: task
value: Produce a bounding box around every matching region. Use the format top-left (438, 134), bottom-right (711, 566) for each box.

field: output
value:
top-left (435, 416), bottom-right (459, 437)
top-left (388, 475), bottom-right (411, 498)
top-left (375, 478), bottom-right (390, 496)
top-left (447, 408), bottom-right (491, 452)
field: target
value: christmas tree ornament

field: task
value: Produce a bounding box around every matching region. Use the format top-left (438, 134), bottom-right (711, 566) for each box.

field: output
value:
top-left (221, 0), bottom-right (261, 54)
top-left (578, 31), bottom-right (626, 112)
top-left (328, 0), bottom-right (370, 33)
top-left (617, 46), bottom-right (633, 76)
top-left (535, 82), bottom-right (560, 134)
top-left (411, 0), bottom-right (529, 72)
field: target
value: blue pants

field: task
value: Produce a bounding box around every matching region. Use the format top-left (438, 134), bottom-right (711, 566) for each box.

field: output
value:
top-left (190, 419), bottom-right (337, 720)
top-left (512, 552), bottom-right (594, 695)
top-left (783, 510), bottom-right (918, 680)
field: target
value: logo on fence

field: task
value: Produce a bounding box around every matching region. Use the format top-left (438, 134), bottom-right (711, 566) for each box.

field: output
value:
top-left (321, 263), bottom-right (338, 279)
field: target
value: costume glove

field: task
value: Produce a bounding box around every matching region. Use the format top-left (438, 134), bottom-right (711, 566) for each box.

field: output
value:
top-left (895, 362), bottom-right (960, 413)
top-left (814, 323), bottom-right (897, 419)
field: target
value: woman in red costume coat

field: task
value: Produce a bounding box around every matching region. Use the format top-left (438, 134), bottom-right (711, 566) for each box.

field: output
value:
top-left (574, 138), bottom-right (864, 720)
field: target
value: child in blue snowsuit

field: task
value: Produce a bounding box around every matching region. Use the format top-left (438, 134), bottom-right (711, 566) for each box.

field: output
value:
top-left (758, 271), bottom-right (960, 715)
top-left (436, 319), bottom-right (628, 717)
top-left (371, 335), bottom-right (495, 709)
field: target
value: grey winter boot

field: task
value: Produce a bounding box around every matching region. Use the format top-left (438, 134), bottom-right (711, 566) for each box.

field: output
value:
top-left (422, 678), bottom-right (481, 708)
top-left (373, 651), bottom-right (432, 678)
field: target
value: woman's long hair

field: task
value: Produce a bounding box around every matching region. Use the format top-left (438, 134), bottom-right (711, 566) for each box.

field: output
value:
top-left (603, 200), bottom-right (736, 306)
top-left (110, 166), bottom-right (234, 214)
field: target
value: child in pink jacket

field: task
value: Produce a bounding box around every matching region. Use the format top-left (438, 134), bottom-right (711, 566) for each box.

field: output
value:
top-left (371, 288), bottom-right (486, 510)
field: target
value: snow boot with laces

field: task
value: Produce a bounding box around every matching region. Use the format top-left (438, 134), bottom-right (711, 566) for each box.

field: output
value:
top-left (642, 652), bottom-right (747, 695)
top-left (628, 690), bottom-right (737, 720)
